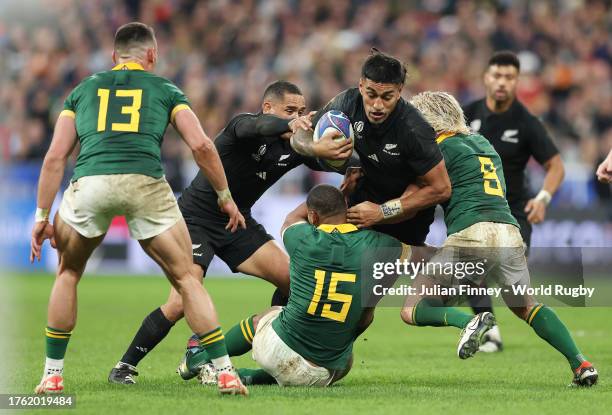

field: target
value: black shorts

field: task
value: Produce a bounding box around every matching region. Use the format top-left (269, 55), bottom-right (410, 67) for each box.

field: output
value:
top-left (180, 205), bottom-right (273, 273)
top-left (371, 207), bottom-right (435, 246)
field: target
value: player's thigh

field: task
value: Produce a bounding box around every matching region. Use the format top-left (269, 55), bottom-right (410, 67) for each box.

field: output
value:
top-left (125, 175), bottom-right (183, 241)
top-left (54, 213), bottom-right (105, 276)
top-left (252, 309), bottom-right (331, 387)
top-left (58, 176), bottom-right (115, 239)
top-left (236, 240), bottom-right (290, 290)
top-left (139, 219), bottom-right (194, 285)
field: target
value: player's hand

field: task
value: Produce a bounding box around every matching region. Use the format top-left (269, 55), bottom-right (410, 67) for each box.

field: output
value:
top-left (30, 221), bottom-right (56, 263)
top-left (219, 200), bottom-right (246, 232)
top-left (596, 156), bottom-right (612, 183)
top-left (283, 113), bottom-right (316, 140)
top-left (524, 198), bottom-right (546, 224)
top-left (347, 201), bottom-right (383, 228)
top-left (313, 129), bottom-right (353, 160)
top-left (340, 167), bottom-right (363, 198)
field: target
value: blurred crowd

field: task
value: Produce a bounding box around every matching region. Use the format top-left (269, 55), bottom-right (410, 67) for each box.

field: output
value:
top-left (0, 0), bottom-right (610, 205)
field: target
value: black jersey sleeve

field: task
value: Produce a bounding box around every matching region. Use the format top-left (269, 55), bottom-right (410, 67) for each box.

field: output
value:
top-left (526, 115), bottom-right (559, 164)
top-left (401, 114), bottom-right (443, 176)
top-left (312, 89), bottom-right (354, 126)
top-left (232, 113), bottom-right (291, 140)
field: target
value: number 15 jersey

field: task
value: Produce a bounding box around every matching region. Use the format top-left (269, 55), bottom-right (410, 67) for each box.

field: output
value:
top-left (62, 62), bottom-right (190, 181)
top-left (273, 222), bottom-right (407, 370)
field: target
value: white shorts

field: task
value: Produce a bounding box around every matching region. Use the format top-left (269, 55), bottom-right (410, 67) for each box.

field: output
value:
top-left (427, 222), bottom-right (530, 287)
top-left (58, 174), bottom-right (182, 240)
top-left (252, 308), bottom-right (334, 387)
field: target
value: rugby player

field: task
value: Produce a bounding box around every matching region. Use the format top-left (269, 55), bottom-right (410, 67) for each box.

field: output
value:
top-left (109, 81), bottom-right (352, 384)
top-left (31, 22), bottom-right (248, 395)
top-left (291, 50), bottom-right (451, 246)
top-left (401, 91), bottom-right (597, 387)
top-left (463, 51), bottom-right (565, 351)
top-left (178, 185), bottom-right (411, 386)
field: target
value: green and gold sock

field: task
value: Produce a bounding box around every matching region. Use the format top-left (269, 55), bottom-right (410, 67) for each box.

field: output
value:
top-left (413, 297), bottom-right (473, 329)
top-left (225, 316), bottom-right (255, 356)
top-left (198, 327), bottom-right (228, 360)
top-left (237, 368), bottom-right (277, 385)
top-left (528, 304), bottom-right (586, 370)
top-left (45, 327), bottom-right (71, 360)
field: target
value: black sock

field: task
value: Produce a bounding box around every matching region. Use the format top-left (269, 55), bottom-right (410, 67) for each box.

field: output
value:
top-left (120, 307), bottom-right (175, 366)
top-left (270, 288), bottom-right (289, 306)
top-left (468, 293), bottom-right (494, 315)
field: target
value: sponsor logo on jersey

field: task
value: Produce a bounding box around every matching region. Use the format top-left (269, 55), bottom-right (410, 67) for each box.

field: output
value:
top-left (256, 171), bottom-right (267, 180)
top-left (368, 154), bottom-right (379, 163)
top-left (501, 129), bottom-right (519, 143)
top-left (251, 144), bottom-right (267, 162)
top-left (470, 119), bottom-right (481, 132)
top-left (354, 121), bottom-right (364, 133)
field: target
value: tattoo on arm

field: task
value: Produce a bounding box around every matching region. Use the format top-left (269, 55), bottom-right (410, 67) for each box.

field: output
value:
top-left (290, 128), bottom-right (316, 157)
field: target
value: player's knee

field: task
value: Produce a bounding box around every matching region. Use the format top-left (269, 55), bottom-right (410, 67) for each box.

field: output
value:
top-left (161, 301), bottom-right (184, 322)
top-left (400, 307), bottom-right (415, 325)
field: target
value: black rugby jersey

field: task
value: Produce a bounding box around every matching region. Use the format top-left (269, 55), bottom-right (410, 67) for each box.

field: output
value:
top-left (463, 98), bottom-right (559, 216)
top-left (179, 113), bottom-right (320, 216)
top-left (313, 88), bottom-right (443, 245)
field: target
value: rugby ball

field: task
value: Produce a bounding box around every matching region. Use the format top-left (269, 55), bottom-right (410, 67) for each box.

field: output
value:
top-left (313, 110), bottom-right (354, 169)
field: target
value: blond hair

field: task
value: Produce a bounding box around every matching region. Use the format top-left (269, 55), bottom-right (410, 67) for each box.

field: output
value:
top-left (410, 91), bottom-right (470, 135)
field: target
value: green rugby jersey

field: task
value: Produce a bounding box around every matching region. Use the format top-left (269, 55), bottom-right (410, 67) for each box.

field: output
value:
top-left (438, 132), bottom-right (519, 235)
top-left (273, 222), bottom-right (408, 370)
top-left (61, 62), bottom-right (190, 181)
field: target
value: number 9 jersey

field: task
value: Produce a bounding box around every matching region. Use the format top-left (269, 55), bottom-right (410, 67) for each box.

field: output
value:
top-left (273, 222), bottom-right (408, 371)
top-left (61, 62), bottom-right (190, 182)
top-left (437, 132), bottom-right (519, 235)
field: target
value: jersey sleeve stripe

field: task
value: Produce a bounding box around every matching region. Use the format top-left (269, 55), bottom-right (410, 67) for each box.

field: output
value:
top-left (399, 243), bottom-right (412, 261)
top-left (170, 104), bottom-right (190, 122)
top-left (59, 109), bottom-right (75, 119)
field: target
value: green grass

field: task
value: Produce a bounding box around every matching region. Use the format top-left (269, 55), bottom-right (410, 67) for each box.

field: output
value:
top-left (1, 273), bottom-right (610, 414)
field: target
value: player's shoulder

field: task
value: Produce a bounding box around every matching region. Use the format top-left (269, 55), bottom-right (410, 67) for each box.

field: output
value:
top-left (462, 98), bottom-right (484, 113)
top-left (328, 88), bottom-right (360, 109)
top-left (397, 100), bottom-right (436, 143)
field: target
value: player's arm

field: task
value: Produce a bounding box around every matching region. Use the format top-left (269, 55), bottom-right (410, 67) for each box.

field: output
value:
top-left (30, 112), bottom-right (78, 262)
top-left (234, 113), bottom-right (312, 140)
top-left (524, 119), bottom-right (565, 224)
top-left (524, 153), bottom-right (564, 224)
top-left (596, 148), bottom-right (612, 183)
top-left (347, 160), bottom-right (451, 227)
top-left (290, 126), bottom-right (352, 160)
top-left (280, 202), bottom-right (309, 238)
top-left (173, 108), bottom-right (245, 232)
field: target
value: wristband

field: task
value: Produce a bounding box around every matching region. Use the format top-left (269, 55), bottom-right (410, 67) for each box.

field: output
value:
top-left (216, 188), bottom-right (233, 205)
top-left (534, 190), bottom-right (552, 205)
top-left (35, 208), bottom-right (50, 222)
top-left (380, 199), bottom-right (403, 219)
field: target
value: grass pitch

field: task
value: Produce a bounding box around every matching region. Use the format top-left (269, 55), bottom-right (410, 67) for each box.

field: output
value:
top-left (1, 273), bottom-right (610, 414)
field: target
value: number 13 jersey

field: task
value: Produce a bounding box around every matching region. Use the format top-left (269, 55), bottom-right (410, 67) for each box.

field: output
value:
top-left (62, 62), bottom-right (190, 181)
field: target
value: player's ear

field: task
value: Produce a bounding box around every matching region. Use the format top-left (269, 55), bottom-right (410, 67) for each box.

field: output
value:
top-left (146, 48), bottom-right (157, 66)
top-left (262, 101), bottom-right (272, 114)
top-left (112, 50), bottom-right (117, 64)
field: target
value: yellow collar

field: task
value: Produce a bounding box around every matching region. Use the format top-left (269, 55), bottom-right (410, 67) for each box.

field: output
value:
top-left (436, 132), bottom-right (457, 144)
top-left (112, 62), bottom-right (145, 71)
top-left (317, 223), bottom-right (359, 234)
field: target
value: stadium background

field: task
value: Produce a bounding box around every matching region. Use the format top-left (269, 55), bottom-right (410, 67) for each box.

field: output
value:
top-left (0, 1), bottom-right (610, 412)
top-left (1, 0), bottom-right (610, 274)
